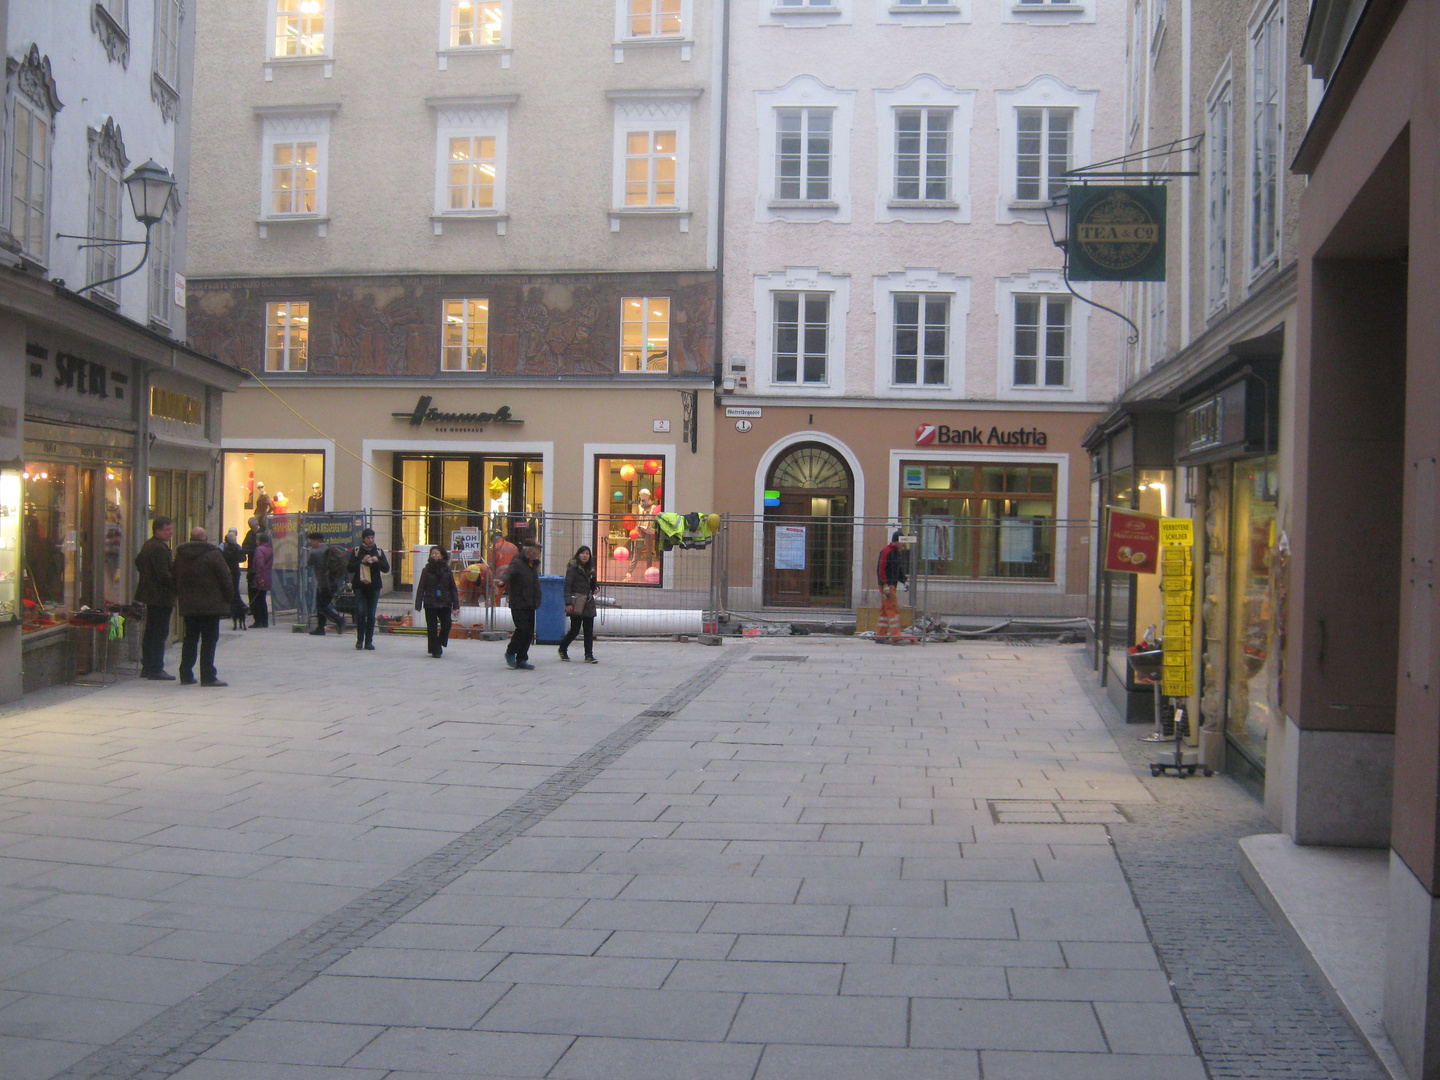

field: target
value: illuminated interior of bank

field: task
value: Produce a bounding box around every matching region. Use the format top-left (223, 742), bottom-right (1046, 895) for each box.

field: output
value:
top-left (900, 462), bottom-right (1058, 580)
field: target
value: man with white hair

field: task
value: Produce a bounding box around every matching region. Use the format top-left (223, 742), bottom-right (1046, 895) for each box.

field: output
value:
top-left (173, 526), bottom-right (233, 686)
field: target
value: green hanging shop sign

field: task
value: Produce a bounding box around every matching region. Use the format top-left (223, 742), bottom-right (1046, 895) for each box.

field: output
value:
top-left (1067, 185), bottom-right (1167, 282)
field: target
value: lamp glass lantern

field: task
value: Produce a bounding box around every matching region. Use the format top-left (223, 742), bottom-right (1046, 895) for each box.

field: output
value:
top-left (1043, 188), bottom-right (1070, 250)
top-left (124, 159), bottom-right (179, 227)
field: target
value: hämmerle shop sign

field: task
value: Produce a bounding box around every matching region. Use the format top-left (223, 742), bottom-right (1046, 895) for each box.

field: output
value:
top-left (391, 396), bottom-right (523, 430)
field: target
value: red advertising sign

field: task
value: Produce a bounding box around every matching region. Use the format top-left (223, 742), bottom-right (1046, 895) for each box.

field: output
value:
top-left (1104, 507), bottom-right (1161, 574)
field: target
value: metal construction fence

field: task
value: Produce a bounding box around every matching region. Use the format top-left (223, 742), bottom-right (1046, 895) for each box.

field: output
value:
top-left (256, 510), bottom-right (1095, 637)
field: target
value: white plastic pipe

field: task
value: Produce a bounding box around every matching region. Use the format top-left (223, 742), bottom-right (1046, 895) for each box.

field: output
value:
top-left (455, 606), bottom-right (704, 636)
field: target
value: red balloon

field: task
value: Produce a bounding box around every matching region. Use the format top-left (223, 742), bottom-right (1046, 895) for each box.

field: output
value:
top-left (643, 459), bottom-right (661, 475)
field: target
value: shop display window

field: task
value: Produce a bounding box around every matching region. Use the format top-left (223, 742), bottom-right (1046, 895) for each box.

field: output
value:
top-left (0, 470), bottom-right (20, 623)
top-left (223, 451), bottom-right (325, 538)
top-left (22, 463), bottom-right (91, 630)
top-left (103, 467), bottom-right (132, 606)
top-left (595, 455), bottom-right (664, 585)
top-left (900, 461), bottom-right (1057, 580)
top-left (1226, 456), bottom-right (1276, 768)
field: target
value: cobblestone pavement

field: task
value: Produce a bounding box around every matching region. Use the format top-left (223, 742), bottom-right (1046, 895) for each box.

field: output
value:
top-left (0, 630), bottom-right (1386, 1080)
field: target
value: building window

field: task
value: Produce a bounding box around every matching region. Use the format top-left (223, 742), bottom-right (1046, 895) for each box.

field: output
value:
top-left (11, 99), bottom-right (51, 262)
top-left (624, 130), bottom-right (677, 207)
top-left (1015, 107), bottom-right (1071, 201)
top-left (87, 123), bottom-right (127, 303)
top-left (153, 0), bottom-right (182, 88)
top-left (893, 294), bottom-right (948, 386)
top-left (1249, 2), bottom-right (1283, 274)
top-left (628, 0), bottom-right (682, 36)
top-left (775, 108), bottom-right (833, 201)
top-left (894, 108), bottom-right (951, 202)
top-left (450, 0), bottom-right (502, 45)
top-left (272, 0), bottom-right (326, 57)
top-left (1129, 1), bottom-right (1144, 131)
top-left (148, 208), bottom-right (174, 327)
top-left (1146, 281), bottom-right (1166, 365)
top-left (1013, 294), bottom-right (1069, 387)
top-left (270, 141), bottom-right (317, 214)
top-left (265, 301), bottom-right (309, 372)
top-left (442, 299), bottom-right (488, 371)
top-left (447, 135), bottom-right (496, 210)
top-left (621, 297), bottom-right (669, 372)
top-left (1206, 81), bottom-right (1231, 314)
top-left (774, 292), bottom-right (829, 384)
top-left (901, 462), bottom-right (1058, 581)
top-left (595, 456), bottom-right (666, 586)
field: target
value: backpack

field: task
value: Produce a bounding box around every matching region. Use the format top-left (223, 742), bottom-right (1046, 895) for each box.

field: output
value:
top-left (323, 544), bottom-right (348, 588)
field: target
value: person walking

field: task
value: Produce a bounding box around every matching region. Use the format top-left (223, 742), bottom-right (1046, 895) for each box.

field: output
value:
top-left (558, 544), bottom-right (598, 664)
top-left (305, 532), bottom-right (347, 636)
top-left (499, 542), bottom-right (541, 670)
top-left (876, 530), bottom-right (908, 643)
top-left (173, 527), bottom-right (233, 687)
top-left (134, 516), bottom-right (177, 681)
top-left (414, 546), bottom-right (460, 659)
top-left (222, 528), bottom-right (247, 630)
top-left (248, 531), bottom-right (273, 628)
top-left (348, 527), bottom-right (390, 651)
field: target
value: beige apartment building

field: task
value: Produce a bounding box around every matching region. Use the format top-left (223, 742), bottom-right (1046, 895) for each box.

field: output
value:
top-left (187, 0), bottom-right (719, 587)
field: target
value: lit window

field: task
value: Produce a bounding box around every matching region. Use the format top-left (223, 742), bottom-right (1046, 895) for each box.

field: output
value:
top-left (624, 130), bottom-right (677, 207)
top-left (630, 0), bottom-right (682, 36)
top-left (775, 108), bottom-right (832, 201)
top-left (1013, 294), bottom-right (1069, 387)
top-left (271, 141), bottom-right (318, 214)
top-left (274, 0), bottom-right (326, 58)
top-left (895, 108), bottom-right (952, 201)
top-left (87, 124), bottom-right (126, 302)
top-left (773, 292), bottom-right (829, 384)
top-left (11, 99), bottom-right (50, 262)
top-left (450, 0), bottom-right (502, 45)
top-left (1015, 107), bottom-right (1072, 201)
top-left (265, 302), bottom-right (309, 372)
top-left (442, 299), bottom-right (489, 371)
top-left (448, 136), bottom-right (496, 210)
top-left (621, 297), bottom-right (670, 372)
top-left (893, 294), bottom-right (948, 386)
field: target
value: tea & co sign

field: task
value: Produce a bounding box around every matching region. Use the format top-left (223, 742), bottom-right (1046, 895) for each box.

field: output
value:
top-left (1067, 186), bottom-right (1166, 282)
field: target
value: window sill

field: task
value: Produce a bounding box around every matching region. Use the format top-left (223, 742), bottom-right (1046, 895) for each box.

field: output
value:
top-left (437, 46), bottom-right (512, 70)
top-left (256, 216), bottom-right (330, 239)
top-left (890, 3), bottom-right (962, 12)
top-left (887, 198), bottom-right (959, 210)
top-left (150, 71), bottom-right (180, 122)
top-left (432, 212), bottom-right (508, 236)
top-left (1008, 383), bottom-right (1074, 392)
top-left (1007, 199), bottom-right (1058, 212)
top-left (147, 316), bottom-right (173, 334)
top-left (771, 5), bottom-right (842, 14)
top-left (609, 207), bottom-right (692, 233)
top-left (1012, 2), bottom-right (1086, 10)
top-left (91, 4), bottom-right (131, 67)
top-left (264, 55), bottom-right (333, 80)
top-left (768, 199), bottom-right (840, 210)
top-left (613, 36), bottom-right (694, 62)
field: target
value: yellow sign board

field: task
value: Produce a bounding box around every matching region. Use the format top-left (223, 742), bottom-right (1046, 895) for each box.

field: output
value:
top-left (1159, 518), bottom-right (1194, 547)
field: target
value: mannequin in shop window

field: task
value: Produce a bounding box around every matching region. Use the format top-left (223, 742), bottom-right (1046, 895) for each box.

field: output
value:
top-left (253, 482), bottom-right (274, 529)
top-left (625, 488), bottom-right (659, 582)
top-left (272, 490), bottom-right (289, 516)
top-left (307, 482), bottom-right (324, 512)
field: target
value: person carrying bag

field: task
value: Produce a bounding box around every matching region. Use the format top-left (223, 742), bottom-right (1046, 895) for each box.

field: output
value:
top-left (558, 544), bottom-right (599, 664)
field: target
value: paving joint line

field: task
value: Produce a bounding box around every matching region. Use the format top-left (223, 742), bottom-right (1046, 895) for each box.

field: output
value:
top-left (51, 645), bottom-right (749, 1080)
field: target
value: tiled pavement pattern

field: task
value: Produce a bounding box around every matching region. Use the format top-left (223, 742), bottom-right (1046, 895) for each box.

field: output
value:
top-left (0, 631), bottom-right (1377, 1080)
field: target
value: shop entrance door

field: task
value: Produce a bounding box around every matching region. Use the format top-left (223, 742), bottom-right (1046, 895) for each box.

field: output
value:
top-left (762, 444), bottom-right (853, 607)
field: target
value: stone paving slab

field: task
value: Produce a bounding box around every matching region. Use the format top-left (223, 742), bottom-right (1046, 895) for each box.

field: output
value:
top-left (0, 632), bottom-right (1386, 1079)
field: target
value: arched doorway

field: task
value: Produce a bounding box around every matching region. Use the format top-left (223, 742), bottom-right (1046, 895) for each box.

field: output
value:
top-left (763, 442), bottom-right (854, 607)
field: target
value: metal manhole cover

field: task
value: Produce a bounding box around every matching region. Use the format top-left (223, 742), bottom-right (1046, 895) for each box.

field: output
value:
top-left (751, 655), bottom-right (808, 662)
top-left (985, 799), bottom-right (1132, 825)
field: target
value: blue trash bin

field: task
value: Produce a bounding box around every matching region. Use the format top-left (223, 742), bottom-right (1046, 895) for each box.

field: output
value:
top-left (534, 574), bottom-right (568, 644)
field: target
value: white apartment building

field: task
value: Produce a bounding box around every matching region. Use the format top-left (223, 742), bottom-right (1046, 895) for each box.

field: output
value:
top-left (187, 0), bottom-right (722, 593)
top-left (714, 0), bottom-right (1126, 612)
top-left (0, 1), bottom-right (242, 700)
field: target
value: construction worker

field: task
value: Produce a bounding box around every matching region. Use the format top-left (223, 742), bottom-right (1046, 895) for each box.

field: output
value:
top-left (876, 530), bottom-right (908, 643)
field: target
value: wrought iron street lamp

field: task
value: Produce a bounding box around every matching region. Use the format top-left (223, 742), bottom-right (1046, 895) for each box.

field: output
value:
top-left (64, 159), bottom-right (179, 296)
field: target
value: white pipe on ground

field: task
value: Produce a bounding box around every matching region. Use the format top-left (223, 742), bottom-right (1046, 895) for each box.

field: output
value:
top-left (455, 607), bottom-right (704, 636)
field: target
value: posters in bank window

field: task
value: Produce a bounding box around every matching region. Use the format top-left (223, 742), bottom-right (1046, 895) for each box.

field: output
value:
top-left (774, 525), bottom-right (806, 570)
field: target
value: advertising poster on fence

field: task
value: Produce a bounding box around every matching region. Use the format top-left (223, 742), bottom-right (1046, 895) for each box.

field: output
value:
top-left (1104, 507), bottom-right (1160, 573)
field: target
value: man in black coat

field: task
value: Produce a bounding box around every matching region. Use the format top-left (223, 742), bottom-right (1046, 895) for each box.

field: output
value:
top-left (134, 516), bottom-right (177, 680)
top-left (173, 527), bottom-right (233, 686)
top-left (500, 543), bottom-right (541, 670)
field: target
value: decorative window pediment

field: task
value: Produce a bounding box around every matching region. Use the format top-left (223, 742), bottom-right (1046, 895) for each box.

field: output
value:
top-left (10, 44), bottom-right (64, 115)
top-left (90, 117), bottom-right (129, 174)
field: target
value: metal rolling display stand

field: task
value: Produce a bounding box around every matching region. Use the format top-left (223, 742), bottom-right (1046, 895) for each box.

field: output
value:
top-left (1141, 522), bottom-right (1212, 778)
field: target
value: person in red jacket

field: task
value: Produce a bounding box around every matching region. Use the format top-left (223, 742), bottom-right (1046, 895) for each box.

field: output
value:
top-left (876, 531), bottom-right (908, 643)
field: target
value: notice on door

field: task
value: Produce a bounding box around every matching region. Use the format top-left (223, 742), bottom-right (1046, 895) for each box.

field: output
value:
top-left (774, 525), bottom-right (807, 570)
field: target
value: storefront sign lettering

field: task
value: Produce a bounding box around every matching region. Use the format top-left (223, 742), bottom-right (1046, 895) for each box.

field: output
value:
top-left (391, 396), bottom-right (522, 429)
top-left (31, 349), bottom-right (129, 402)
top-left (915, 424), bottom-right (1047, 448)
top-left (1066, 185), bottom-right (1167, 282)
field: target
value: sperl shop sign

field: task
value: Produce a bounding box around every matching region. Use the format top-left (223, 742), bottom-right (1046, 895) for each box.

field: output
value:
top-left (915, 423), bottom-right (1048, 447)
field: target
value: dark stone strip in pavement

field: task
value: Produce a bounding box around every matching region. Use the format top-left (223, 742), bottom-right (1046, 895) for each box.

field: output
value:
top-left (1067, 650), bottom-right (1387, 1080)
top-left (51, 646), bottom-right (748, 1080)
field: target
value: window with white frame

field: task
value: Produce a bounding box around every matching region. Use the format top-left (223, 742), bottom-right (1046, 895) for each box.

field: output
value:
top-left (996, 77), bottom-right (1094, 218)
top-left (773, 292), bottom-right (830, 385)
top-left (87, 121), bottom-right (128, 302)
top-left (624, 130), bottom-right (677, 206)
top-left (148, 207), bottom-right (174, 327)
top-left (875, 79), bottom-right (973, 223)
top-left (627, 0), bottom-right (683, 36)
top-left (892, 294), bottom-right (949, 386)
top-left (448, 135), bottom-right (496, 210)
top-left (1015, 107), bottom-right (1072, 201)
top-left (894, 108), bottom-right (952, 201)
top-left (1013, 294), bottom-right (1070, 387)
top-left (258, 108), bottom-right (332, 225)
top-left (1129, 1), bottom-right (1143, 132)
top-left (430, 98), bottom-right (512, 231)
top-left (874, 269), bottom-right (968, 395)
top-left (1206, 78), bottom-right (1231, 315)
top-left (265, 301), bottom-right (309, 372)
top-left (608, 92), bottom-right (695, 227)
top-left (1151, 0), bottom-right (1167, 52)
top-left (271, 141), bottom-right (317, 214)
top-left (775, 107), bottom-right (833, 201)
top-left (153, 0), bottom-right (182, 88)
top-left (1146, 282), bottom-right (1166, 366)
top-left (1249, 1), bottom-right (1283, 275)
top-left (442, 299), bottom-right (488, 371)
top-left (271, 0), bottom-right (327, 57)
top-left (11, 98), bottom-right (52, 262)
top-left (621, 297), bottom-right (670, 372)
top-left (450, 0), bottom-right (502, 45)
top-left (1004, 0), bottom-right (1096, 24)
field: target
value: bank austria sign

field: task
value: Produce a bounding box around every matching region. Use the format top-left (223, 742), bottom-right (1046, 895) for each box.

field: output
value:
top-left (915, 423), bottom-right (1048, 447)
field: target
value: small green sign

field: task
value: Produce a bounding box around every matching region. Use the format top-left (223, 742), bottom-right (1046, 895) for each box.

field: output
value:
top-left (1067, 185), bottom-right (1167, 282)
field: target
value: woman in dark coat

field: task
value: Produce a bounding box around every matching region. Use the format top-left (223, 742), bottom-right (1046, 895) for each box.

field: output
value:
top-left (347, 527), bottom-right (390, 651)
top-left (558, 544), bottom-right (598, 663)
top-left (248, 532), bottom-right (273, 628)
top-left (414, 546), bottom-right (460, 659)
top-left (221, 528), bottom-right (247, 629)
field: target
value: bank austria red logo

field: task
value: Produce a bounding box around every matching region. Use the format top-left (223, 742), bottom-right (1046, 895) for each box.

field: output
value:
top-left (915, 424), bottom-right (938, 445)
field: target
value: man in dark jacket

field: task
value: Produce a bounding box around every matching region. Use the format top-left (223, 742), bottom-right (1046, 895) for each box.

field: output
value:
top-left (347, 527), bottom-right (389, 650)
top-left (305, 532), bottom-right (346, 635)
top-left (499, 543), bottom-right (541, 670)
top-left (876, 530), bottom-right (908, 643)
top-left (174, 527), bottom-right (233, 686)
top-left (134, 516), bottom-right (177, 680)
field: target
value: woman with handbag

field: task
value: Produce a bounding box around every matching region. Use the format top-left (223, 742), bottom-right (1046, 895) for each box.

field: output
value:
top-left (347, 527), bottom-right (391, 651)
top-left (415, 546), bottom-right (460, 659)
top-left (558, 544), bottom-right (598, 663)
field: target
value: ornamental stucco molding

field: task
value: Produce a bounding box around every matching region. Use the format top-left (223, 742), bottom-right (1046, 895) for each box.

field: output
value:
top-left (91, 4), bottom-right (131, 69)
top-left (9, 44), bottom-right (64, 115)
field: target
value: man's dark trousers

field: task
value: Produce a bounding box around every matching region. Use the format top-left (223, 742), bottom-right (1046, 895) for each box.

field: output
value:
top-left (507, 608), bottom-right (535, 664)
top-left (179, 615), bottom-right (221, 684)
top-left (141, 604), bottom-right (172, 676)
